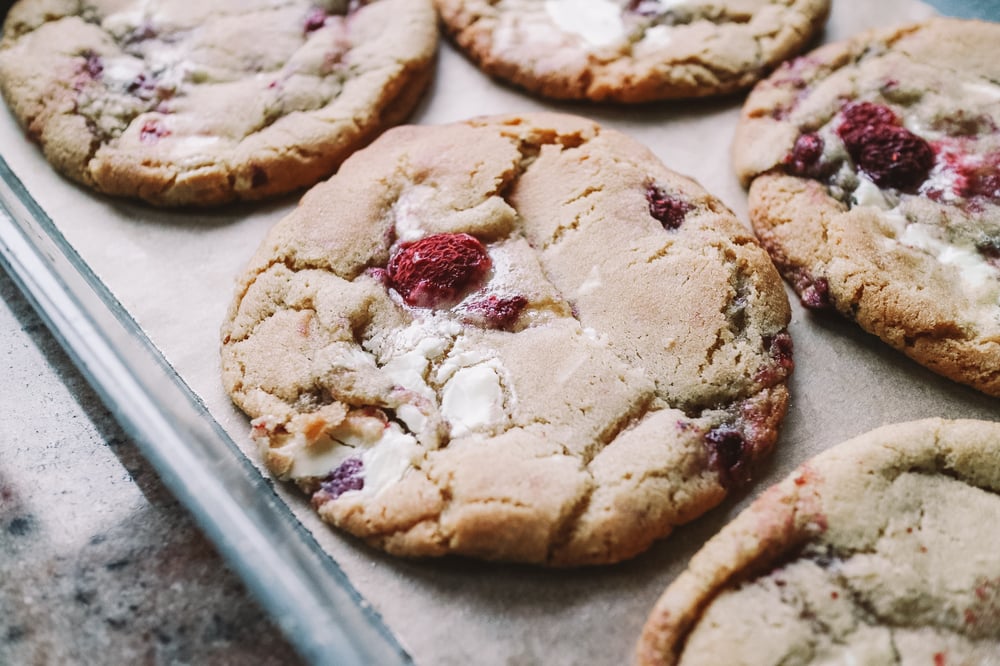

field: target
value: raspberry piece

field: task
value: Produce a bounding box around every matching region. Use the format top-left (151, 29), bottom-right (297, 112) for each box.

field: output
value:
top-left (304, 7), bottom-right (327, 32)
top-left (957, 152), bottom-right (1000, 203)
top-left (852, 126), bottom-right (934, 190)
top-left (755, 331), bottom-right (795, 386)
top-left (784, 132), bottom-right (824, 176)
top-left (387, 233), bottom-right (491, 308)
top-left (464, 295), bottom-right (528, 329)
top-left (626, 0), bottom-right (662, 16)
top-left (836, 102), bottom-right (933, 190)
top-left (646, 185), bottom-right (692, 230)
top-left (705, 427), bottom-right (749, 488)
top-left (837, 102), bottom-right (899, 146)
top-left (138, 119), bottom-right (169, 144)
top-left (791, 270), bottom-right (830, 310)
top-left (81, 50), bottom-right (103, 79)
top-left (963, 169), bottom-right (1000, 201)
top-left (767, 332), bottom-right (794, 371)
top-left (319, 457), bottom-right (364, 498)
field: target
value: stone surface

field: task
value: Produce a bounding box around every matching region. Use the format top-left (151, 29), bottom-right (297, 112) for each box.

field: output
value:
top-left (0, 270), bottom-right (300, 666)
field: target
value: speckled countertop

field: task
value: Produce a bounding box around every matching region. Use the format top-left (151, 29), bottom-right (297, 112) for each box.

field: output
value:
top-left (0, 269), bottom-right (301, 665)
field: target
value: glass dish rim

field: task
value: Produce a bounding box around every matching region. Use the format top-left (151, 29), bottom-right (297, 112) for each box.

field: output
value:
top-left (0, 153), bottom-right (411, 666)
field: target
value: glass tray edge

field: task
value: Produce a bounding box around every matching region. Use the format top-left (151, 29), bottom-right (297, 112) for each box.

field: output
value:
top-left (0, 154), bottom-right (412, 666)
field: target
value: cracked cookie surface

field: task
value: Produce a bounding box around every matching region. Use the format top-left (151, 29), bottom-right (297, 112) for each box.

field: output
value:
top-left (0, 0), bottom-right (437, 206)
top-left (433, 0), bottom-right (830, 102)
top-left (220, 112), bottom-right (792, 565)
top-left (637, 418), bottom-right (1000, 665)
top-left (733, 18), bottom-right (1000, 396)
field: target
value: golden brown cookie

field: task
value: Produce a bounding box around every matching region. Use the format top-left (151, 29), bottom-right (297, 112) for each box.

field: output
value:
top-left (637, 418), bottom-right (1000, 665)
top-left (0, 0), bottom-right (437, 206)
top-left (220, 112), bottom-right (793, 565)
top-left (733, 18), bottom-right (1000, 396)
top-left (434, 0), bottom-right (830, 102)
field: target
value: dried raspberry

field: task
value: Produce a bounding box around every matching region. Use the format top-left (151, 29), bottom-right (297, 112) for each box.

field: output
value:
top-left (387, 233), bottom-right (491, 308)
top-left (767, 332), bottom-right (794, 371)
top-left (792, 271), bottom-right (830, 310)
top-left (963, 169), bottom-right (1000, 201)
top-left (81, 50), bottom-right (104, 79)
top-left (756, 331), bottom-right (795, 386)
top-left (319, 457), bottom-right (364, 498)
top-left (853, 126), bottom-right (934, 190)
top-left (626, 0), bottom-right (662, 16)
top-left (139, 119), bottom-right (169, 144)
top-left (304, 7), bottom-right (327, 32)
top-left (836, 102), bottom-right (933, 190)
top-left (785, 133), bottom-right (824, 176)
top-left (646, 185), bottom-right (692, 230)
top-left (837, 102), bottom-right (900, 146)
top-left (464, 295), bottom-right (528, 329)
top-left (705, 427), bottom-right (749, 488)
top-left (957, 152), bottom-right (1000, 202)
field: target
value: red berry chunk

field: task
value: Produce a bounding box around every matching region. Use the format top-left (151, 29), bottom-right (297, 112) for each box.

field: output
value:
top-left (836, 102), bottom-right (934, 190)
top-left (626, 0), bottom-right (662, 16)
top-left (963, 169), bottom-right (1000, 201)
top-left (79, 50), bottom-right (104, 79)
top-left (957, 152), bottom-right (1000, 203)
top-left (788, 269), bottom-right (830, 310)
top-left (754, 331), bottom-right (794, 387)
top-left (387, 233), bottom-right (491, 308)
top-left (319, 457), bottom-right (364, 498)
top-left (138, 119), bottom-right (170, 144)
top-left (704, 427), bottom-right (749, 488)
top-left (464, 295), bottom-right (527, 329)
top-left (767, 332), bottom-right (794, 371)
top-left (800, 276), bottom-right (830, 309)
top-left (837, 102), bottom-right (900, 146)
top-left (852, 126), bottom-right (935, 190)
top-left (646, 185), bottom-right (692, 230)
top-left (304, 7), bottom-right (327, 32)
top-left (785, 132), bottom-right (824, 176)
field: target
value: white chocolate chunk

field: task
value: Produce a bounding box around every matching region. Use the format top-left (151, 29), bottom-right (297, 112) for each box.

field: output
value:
top-left (544, 0), bottom-right (626, 47)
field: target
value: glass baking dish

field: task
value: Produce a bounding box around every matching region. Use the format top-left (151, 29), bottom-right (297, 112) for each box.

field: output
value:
top-left (1, 1), bottom-right (997, 664)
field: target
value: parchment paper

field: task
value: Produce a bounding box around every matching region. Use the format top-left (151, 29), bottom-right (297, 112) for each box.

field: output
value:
top-left (3, 2), bottom-right (998, 664)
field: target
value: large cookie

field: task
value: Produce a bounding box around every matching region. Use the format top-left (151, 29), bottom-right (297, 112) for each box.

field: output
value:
top-left (220, 112), bottom-right (793, 565)
top-left (637, 418), bottom-right (1000, 665)
top-left (434, 0), bottom-right (830, 103)
top-left (0, 0), bottom-right (437, 206)
top-left (733, 18), bottom-right (1000, 396)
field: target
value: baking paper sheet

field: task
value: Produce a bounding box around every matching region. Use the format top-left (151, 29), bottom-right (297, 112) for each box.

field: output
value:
top-left (2, 1), bottom-right (998, 663)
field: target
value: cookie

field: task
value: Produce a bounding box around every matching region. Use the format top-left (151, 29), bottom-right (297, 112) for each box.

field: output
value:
top-left (220, 112), bottom-right (793, 565)
top-left (0, 0), bottom-right (437, 206)
top-left (433, 0), bottom-right (831, 103)
top-left (732, 18), bottom-right (1000, 396)
top-left (637, 418), bottom-right (1000, 665)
